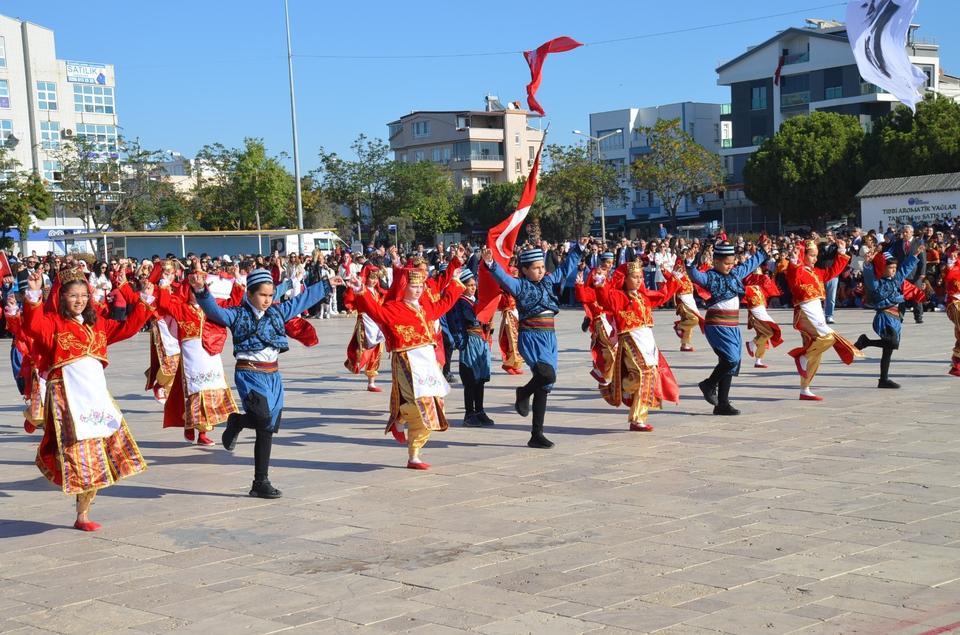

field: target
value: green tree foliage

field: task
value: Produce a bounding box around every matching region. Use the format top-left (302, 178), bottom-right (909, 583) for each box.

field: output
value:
top-left (631, 118), bottom-right (723, 231)
top-left (0, 149), bottom-right (53, 249)
top-left (744, 112), bottom-right (865, 229)
top-left (385, 160), bottom-right (459, 239)
top-left (540, 143), bottom-right (623, 238)
top-left (863, 95), bottom-right (960, 179)
top-left (312, 135), bottom-right (393, 239)
top-left (50, 135), bottom-right (122, 231)
top-left (112, 138), bottom-right (193, 230)
top-left (382, 216), bottom-right (416, 247)
top-left (463, 179), bottom-right (523, 231)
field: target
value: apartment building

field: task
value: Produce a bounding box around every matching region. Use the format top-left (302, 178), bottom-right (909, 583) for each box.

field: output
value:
top-left (387, 96), bottom-right (544, 195)
top-left (587, 102), bottom-right (725, 236)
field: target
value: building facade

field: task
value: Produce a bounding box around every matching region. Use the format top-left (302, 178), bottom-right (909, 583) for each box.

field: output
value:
top-left (588, 102), bottom-right (726, 237)
top-left (387, 96), bottom-right (544, 195)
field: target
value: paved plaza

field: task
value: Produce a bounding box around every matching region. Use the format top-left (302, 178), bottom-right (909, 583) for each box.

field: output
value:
top-left (1, 307), bottom-right (959, 634)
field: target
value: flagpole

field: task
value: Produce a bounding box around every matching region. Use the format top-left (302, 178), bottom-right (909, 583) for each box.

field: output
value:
top-left (283, 0), bottom-right (306, 253)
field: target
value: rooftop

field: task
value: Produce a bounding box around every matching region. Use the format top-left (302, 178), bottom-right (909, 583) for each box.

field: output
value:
top-left (857, 172), bottom-right (960, 198)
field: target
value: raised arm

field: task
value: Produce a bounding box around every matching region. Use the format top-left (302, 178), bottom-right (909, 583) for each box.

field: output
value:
top-left (104, 292), bottom-right (155, 345)
top-left (423, 277), bottom-right (466, 322)
top-left (484, 258), bottom-right (522, 297)
top-left (547, 241), bottom-right (584, 286)
top-left (276, 278), bottom-right (332, 322)
top-left (20, 278), bottom-right (54, 353)
top-left (731, 249), bottom-right (768, 281)
top-left (351, 285), bottom-right (390, 328)
top-left (642, 270), bottom-right (680, 308)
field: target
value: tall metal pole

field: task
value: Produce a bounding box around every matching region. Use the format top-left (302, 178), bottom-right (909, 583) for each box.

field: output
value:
top-left (283, 0), bottom-right (305, 253)
top-left (596, 138), bottom-right (606, 241)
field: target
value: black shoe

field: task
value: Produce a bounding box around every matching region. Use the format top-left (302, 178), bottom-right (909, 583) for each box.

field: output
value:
top-left (515, 388), bottom-right (531, 417)
top-left (444, 372), bottom-right (456, 383)
top-left (581, 317), bottom-right (590, 332)
top-left (462, 413), bottom-right (482, 427)
top-left (713, 403), bottom-right (740, 416)
top-left (698, 380), bottom-right (718, 406)
top-left (854, 334), bottom-right (870, 351)
top-left (915, 316), bottom-right (924, 324)
top-left (527, 433), bottom-right (554, 449)
top-left (221, 416), bottom-right (241, 451)
top-left (475, 411), bottom-right (495, 426)
top-left (249, 479), bottom-right (282, 499)
top-left (878, 378), bottom-right (901, 389)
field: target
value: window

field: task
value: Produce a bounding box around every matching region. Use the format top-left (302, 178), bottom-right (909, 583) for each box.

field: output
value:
top-left (398, 153), bottom-right (406, 163)
top-left (37, 81), bottom-right (58, 111)
top-left (751, 86), bottom-right (767, 110)
top-left (456, 115), bottom-right (470, 129)
top-left (0, 79), bottom-right (8, 109)
top-left (73, 84), bottom-right (115, 114)
top-left (597, 129), bottom-right (624, 151)
top-left (514, 133), bottom-right (520, 146)
top-left (42, 160), bottom-right (62, 185)
top-left (515, 158), bottom-right (522, 172)
top-left (412, 120), bottom-right (430, 138)
top-left (825, 86), bottom-right (843, 100)
top-left (0, 119), bottom-right (12, 144)
top-left (460, 177), bottom-right (471, 189)
top-left (0, 37), bottom-right (5, 69)
top-left (40, 121), bottom-right (60, 150)
top-left (432, 148), bottom-right (441, 162)
top-left (414, 150), bottom-right (424, 162)
top-left (453, 141), bottom-right (503, 161)
top-left (920, 65), bottom-right (935, 88)
top-left (476, 176), bottom-right (492, 189)
top-left (442, 146), bottom-right (451, 162)
top-left (76, 123), bottom-right (119, 155)
top-left (713, 123), bottom-right (720, 143)
top-left (528, 145), bottom-right (535, 160)
top-left (388, 122), bottom-right (402, 138)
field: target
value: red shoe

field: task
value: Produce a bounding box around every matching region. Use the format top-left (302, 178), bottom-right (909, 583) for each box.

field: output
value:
top-left (680, 345), bottom-right (694, 352)
top-left (745, 340), bottom-right (756, 358)
top-left (799, 393), bottom-right (823, 401)
top-left (503, 367), bottom-right (522, 375)
top-left (389, 423), bottom-right (407, 445)
top-left (73, 520), bottom-right (102, 532)
top-left (23, 420), bottom-right (36, 434)
top-left (754, 360), bottom-right (768, 369)
top-left (196, 432), bottom-right (214, 446)
top-left (950, 367), bottom-right (960, 377)
top-left (629, 422), bottom-right (654, 432)
top-left (183, 429), bottom-right (195, 442)
top-left (793, 354), bottom-right (808, 378)
top-left (367, 385), bottom-right (383, 393)
top-left (406, 461), bottom-right (430, 470)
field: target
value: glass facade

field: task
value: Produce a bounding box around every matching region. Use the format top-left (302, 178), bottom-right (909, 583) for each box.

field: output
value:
top-left (76, 123), bottom-right (119, 155)
top-left (73, 84), bottom-right (115, 114)
top-left (40, 121), bottom-right (60, 150)
top-left (751, 86), bottom-right (767, 110)
top-left (598, 129), bottom-right (624, 151)
top-left (37, 81), bottom-right (58, 111)
top-left (0, 79), bottom-right (8, 109)
top-left (453, 141), bottom-right (503, 161)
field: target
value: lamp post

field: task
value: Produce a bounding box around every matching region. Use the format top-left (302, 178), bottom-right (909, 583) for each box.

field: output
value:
top-left (573, 129), bottom-right (622, 241)
top-left (283, 0), bottom-right (305, 253)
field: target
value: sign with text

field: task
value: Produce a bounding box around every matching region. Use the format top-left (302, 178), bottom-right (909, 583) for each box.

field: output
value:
top-left (860, 190), bottom-right (960, 231)
top-left (65, 60), bottom-right (108, 85)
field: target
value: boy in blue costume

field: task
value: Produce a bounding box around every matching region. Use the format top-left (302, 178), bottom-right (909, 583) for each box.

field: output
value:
top-left (854, 243), bottom-right (923, 389)
top-left (189, 266), bottom-right (342, 498)
top-left (483, 238), bottom-right (588, 448)
top-left (685, 238), bottom-right (770, 416)
top-left (447, 268), bottom-right (493, 427)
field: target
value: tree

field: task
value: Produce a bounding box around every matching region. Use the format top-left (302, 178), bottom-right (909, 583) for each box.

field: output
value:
top-left (50, 135), bottom-right (122, 231)
top-left (312, 134), bottom-right (393, 240)
top-left (112, 138), bottom-right (194, 230)
top-left (540, 143), bottom-right (623, 239)
top-left (631, 118), bottom-right (723, 231)
top-left (863, 95), bottom-right (960, 179)
top-left (385, 161), bottom-right (459, 239)
top-left (0, 149), bottom-right (53, 250)
top-left (744, 112), bottom-right (865, 230)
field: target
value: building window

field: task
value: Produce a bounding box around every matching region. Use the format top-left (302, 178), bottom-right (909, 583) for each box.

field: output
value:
top-left (825, 86), bottom-right (843, 100)
top-left (597, 129), bottom-right (624, 151)
top-left (76, 123), bottom-right (118, 155)
top-left (713, 123), bottom-right (720, 143)
top-left (40, 121), bottom-right (60, 150)
top-left (388, 122), bottom-right (402, 138)
top-left (528, 145), bottom-right (535, 160)
top-left (515, 158), bottom-right (522, 172)
top-left (456, 115), bottom-right (470, 129)
top-left (0, 79), bottom-right (8, 109)
top-left (73, 84), bottom-right (115, 114)
top-left (42, 160), bottom-right (62, 185)
top-left (453, 141), bottom-right (503, 161)
top-left (751, 86), bottom-right (767, 110)
top-left (414, 150), bottom-right (424, 162)
top-left (476, 176), bottom-right (492, 189)
top-left (0, 120), bottom-right (12, 149)
top-left (398, 153), bottom-right (406, 162)
top-left (0, 37), bottom-right (5, 68)
top-left (442, 146), bottom-right (451, 162)
top-left (37, 81), bottom-right (58, 111)
top-left (514, 133), bottom-right (520, 146)
top-left (920, 65), bottom-right (935, 88)
top-left (432, 148), bottom-right (441, 162)
top-left (460, 177), bottom-right (471, 189)
top-left (412, 121), bottom-right (430, 138)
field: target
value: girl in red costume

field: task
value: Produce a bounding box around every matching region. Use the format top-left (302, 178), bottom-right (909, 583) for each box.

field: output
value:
top-left (943, 255), bottom-right (960, 377)
top-left (342, 264), bottom-right (386, 392)
top-left (742, 265), bottom-right (783, 369)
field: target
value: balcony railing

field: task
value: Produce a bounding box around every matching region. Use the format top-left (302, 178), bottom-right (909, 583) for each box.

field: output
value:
top-left (782, 51), bottom-right (810, 65)
top-left (452, 154), bottom-right (504, 162)
top-left (860, 82), bottom-right (886, 95)
top-left (780, 91), bottom-right (811, 107)
top-left (720, 103), bottom-right (732, 115)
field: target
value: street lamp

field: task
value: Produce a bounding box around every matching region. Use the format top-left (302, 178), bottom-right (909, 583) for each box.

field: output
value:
top-left (573, 128), bottom-right (622, 241)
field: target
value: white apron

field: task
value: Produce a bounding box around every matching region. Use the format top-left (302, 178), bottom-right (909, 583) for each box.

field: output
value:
top-left (61, 356), bottom-right (122, 441)
top-left (625, 327), bottom-right (659, 367)
top-left (679, 292), bottom-right (701, 315)
top-left (749, 305), bottom-right (775, 323)
top-left (406, 344), bottom-right (450, 399)
top-left (157, 316), bottom-right (181, 356)
top-left (799, 299), bottom-right (833, 336)
top-left (598, 313), bottom-right (614, 338)
top-left (362, 313), bottom-right (385, 346)
top-left (180, 338), bottom-right (228, 396)
top-left (205, 276), bottom-right (234, 300)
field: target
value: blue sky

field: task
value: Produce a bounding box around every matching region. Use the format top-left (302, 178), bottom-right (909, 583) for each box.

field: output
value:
top-left (7, 0), bottom-right (958, 170)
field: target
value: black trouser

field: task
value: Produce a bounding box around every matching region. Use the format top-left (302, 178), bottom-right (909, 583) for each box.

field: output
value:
top-left (442, 333), bottom-right (454, 375)
top-left (858, 324), bottom-right (900, 381)
top-left (899, 299), bottom-right (923, 321)
top-left (519, 362), bottom-right (556, 436)
top-left (705, 358), bottom-right (738, 405)
top-left (230, 390), bottom-right (281, 482)
top-left (459, 366), bottom-right (486, 414)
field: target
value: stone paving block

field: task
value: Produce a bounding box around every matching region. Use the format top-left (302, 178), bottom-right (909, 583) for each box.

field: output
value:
top-left (685, 605), bottom-right (820, 633)
top-left (476, 610), bottom-right (603, 635)
top-left (576, 600), bottom-right (704, 631)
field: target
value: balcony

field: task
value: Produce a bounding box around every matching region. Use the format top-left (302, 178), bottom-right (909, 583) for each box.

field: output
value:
top-left (782, 51), bottom-right (810, 65)
top-left (465, 127), bottom-right (504, 142)
top-left (451, 154), bottom-right (504, 170)
top-left (780, 91), bottom-right (811, 108)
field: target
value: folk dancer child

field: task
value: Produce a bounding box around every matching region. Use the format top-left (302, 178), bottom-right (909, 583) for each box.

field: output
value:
top-left (742, 266), bottom-right (783, 369)
top-left (447, 268), bottom-right (494, 427)
top-left (483, 238), bottom-right (587, 448)
top-left (21, 267), bottom-right (154, 531)
top-left (189, 266), bottom-right (342, 498)
top-left (497, 260), bottom-right (525, 375)
top-left (575, 251), bottom-right (617, 386)
top-left (155, 280), bottom-right (239, 445)
top-left (854, 244), bottom-right (923, 388)
top-left (785, 239), bottom-right (862, 401)
top-left (342, 264), bottom-right (386, 392)
top-left (944, 255), bottom-right (960, 377)
top-left (672, 253), bottom-right (705, 352)
top-left (685, 238), bottom-right (771, 416)
top-left (579, 262), bottom-right (680, 431)
top-left (347, 267), bottom-right (465, 469)
top-left (144, 261), bottom-right (181, 404)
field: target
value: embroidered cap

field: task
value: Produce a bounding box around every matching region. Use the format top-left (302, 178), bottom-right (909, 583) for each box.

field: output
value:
top-left (519, 248), bottom-right (544, 265)
top-left (246, 269), bottom-right (274, 288)
top-left (458, 268), bottom-right (474, 283)
top-left (714, 241), bottom-right (735, 257)
top-left (58, 267), bottom-right (87, 285)
top-left (407, 270), bottom-right (427, 285)
top-left (600, 251), bottom-right (614, 261)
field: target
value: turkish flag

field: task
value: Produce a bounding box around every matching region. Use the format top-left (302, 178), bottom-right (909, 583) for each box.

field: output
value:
top-left (475, 140), bottom-right (544, 324)
top-left (524, 36), bottom-right (583, 116)
top-left (0, 252), bottom-right (12, 279)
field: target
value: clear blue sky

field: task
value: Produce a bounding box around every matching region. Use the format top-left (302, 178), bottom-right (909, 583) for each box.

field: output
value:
top-left (7, 0), bottom-right (958, 170)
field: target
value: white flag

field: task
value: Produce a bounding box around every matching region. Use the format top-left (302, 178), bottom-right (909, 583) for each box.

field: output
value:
top-left (846, 0), bottom-right (927, 112)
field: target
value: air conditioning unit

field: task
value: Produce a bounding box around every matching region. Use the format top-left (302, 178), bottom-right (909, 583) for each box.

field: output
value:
top-left (61, 128), bottom-right (74, 138)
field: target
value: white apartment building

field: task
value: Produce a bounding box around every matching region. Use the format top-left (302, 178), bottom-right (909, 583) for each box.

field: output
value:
top-left (387, 95), bottom-right (544, 195)
top-left (588, 102), bottom-right (725, 237)
top-left (0, 13), bottom-right (120, 254)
